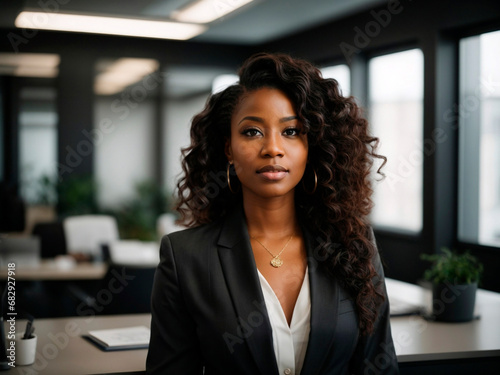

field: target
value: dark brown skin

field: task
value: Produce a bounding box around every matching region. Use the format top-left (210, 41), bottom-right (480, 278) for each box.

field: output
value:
top-left (225, 87), bottom-right (308, 325)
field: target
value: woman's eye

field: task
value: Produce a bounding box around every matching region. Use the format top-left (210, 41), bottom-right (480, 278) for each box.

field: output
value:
top-left (242, 128), bottom-right (261, 137)
top-left (283, 128), bottom-right (300, 136)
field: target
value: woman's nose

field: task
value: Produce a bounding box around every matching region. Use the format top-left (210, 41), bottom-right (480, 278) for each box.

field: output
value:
top-left (261, 133), bottom-right (284, 158)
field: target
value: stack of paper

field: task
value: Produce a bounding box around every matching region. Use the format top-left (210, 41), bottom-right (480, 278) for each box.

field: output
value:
top-left (85, 326), bottom-right (150, 351)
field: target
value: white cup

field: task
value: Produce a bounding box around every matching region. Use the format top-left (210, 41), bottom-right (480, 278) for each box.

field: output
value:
top-left (13, 333), bottom-right (37, 366)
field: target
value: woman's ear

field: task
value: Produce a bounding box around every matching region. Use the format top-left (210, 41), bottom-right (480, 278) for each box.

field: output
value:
top-left (224, 138), bottom-right (233, 162)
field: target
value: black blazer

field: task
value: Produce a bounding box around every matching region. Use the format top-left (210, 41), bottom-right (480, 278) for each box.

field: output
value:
top-left (147, 207), bottom-right (399, 374)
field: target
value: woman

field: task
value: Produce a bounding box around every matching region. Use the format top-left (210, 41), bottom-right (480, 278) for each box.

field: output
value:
top-left (147, 52), bottom-right (399, 375)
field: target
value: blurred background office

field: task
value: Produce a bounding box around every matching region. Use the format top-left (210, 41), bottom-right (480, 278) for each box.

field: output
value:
top-left (0, 0), bottom-right (499, 320)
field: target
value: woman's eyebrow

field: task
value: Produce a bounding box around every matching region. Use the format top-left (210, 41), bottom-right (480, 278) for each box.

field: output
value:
top-left (279, 115), bottom-right (298, 123)
top-left (237, 115), bottom-right (298, 126)
top-left (238, 116), bottom-right (263, 125)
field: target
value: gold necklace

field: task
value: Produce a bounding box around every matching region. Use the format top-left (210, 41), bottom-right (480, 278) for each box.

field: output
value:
top-left (251, 234), bottom-right (294, 268)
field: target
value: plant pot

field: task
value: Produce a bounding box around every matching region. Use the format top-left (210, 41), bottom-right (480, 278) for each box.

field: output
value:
top-left (431, 282), bottom-right (477, 322)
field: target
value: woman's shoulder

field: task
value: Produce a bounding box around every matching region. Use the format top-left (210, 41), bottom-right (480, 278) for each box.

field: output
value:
top-left (160, 219), bottom-right (223, 252)
top-left (157, 219), bottom-right (226, 277)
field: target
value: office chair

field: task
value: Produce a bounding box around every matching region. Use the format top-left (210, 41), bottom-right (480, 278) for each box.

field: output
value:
top-left (0, 182), bottom-right (25, 233)
top-left (60, 215), bottom-right (119, 316)
top-left (32, 221), bottom-right (67, 259)
top-left (97, 264), bottom-right (156, 315)
top-left (63, 215), bottom-right (119, 259)
top-left (68, 240), bottom-right (158, 316)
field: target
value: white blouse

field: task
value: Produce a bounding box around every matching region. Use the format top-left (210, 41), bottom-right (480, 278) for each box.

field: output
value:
top-left (257, 268), bottom-right (311, 375)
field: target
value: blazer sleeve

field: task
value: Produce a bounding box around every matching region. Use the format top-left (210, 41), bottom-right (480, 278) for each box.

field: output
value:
top-left (146, 235), bottom-right (204, 375)
top-left (349, 234), bottom-right (400, 375)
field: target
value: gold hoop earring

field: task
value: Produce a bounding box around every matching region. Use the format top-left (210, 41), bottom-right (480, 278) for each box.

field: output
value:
top-left (227, 162), bottom-right (236, 194)
top-left (302, 167), bottom-right (317, 195)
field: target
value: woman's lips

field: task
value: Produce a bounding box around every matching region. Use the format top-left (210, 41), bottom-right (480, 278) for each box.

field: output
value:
top-left (257, 165), bottom-right (288, 181)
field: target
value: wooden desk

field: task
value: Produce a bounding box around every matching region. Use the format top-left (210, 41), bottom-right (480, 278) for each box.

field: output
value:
top-left (0, 260), bottom-right (107, 280)
top-left (3, 279), bottom-right (500, 375)
top-left (386, 278), bottom-right (500, 374)
top-left (6, 314), bottom-right (150, 375)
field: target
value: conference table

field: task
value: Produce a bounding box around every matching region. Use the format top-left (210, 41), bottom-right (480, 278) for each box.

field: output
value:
top-left (3, 279), bottom-right (500, 375)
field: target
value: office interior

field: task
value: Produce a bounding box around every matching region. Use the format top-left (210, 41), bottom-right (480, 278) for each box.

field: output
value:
top-left (0, 0), bottom-right (499, 373)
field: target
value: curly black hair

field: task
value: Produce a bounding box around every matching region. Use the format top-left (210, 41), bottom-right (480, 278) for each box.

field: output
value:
top-left (176, 52), bottom-right (386, 335)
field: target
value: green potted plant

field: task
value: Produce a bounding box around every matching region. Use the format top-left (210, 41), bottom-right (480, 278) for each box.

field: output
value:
top-left (421, 248), bottom-right (483, 322)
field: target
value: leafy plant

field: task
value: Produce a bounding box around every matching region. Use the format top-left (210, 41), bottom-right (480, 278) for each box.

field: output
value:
top-left (56, 174), bottom-right (99, 216)
top-left (35, 174), bottom-right (57, 205)
top-left (110, 180), bottom-right (171, 241)
top-left (20, 169), bottom-right (57, 205)
top-left (421, 248), bottom-right (483, 285)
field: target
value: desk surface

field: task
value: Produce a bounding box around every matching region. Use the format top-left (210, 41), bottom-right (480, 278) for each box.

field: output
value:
top-left (4, 279), bottom-right (500, 374)
top-left (7, 314), bottom-right (150, 375)
top-left (386, 278), bottom-right (500, 363)
top-left (0, 260), bottom-right (107, 280)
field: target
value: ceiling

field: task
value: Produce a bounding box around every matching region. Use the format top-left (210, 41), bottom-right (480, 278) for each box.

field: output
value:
top-left (0, 0), bottom-right (386, 98)
top-left (1, 0), bottom-right (385, 45)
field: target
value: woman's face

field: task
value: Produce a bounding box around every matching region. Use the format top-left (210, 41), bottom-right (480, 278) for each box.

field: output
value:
top-left (225, 87), bottom-right (308, 200)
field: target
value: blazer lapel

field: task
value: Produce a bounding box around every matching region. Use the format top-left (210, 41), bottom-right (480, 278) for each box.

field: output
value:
top-left (217, 207), bottom-right (279, 375)
top-left (300, 229), bottom-right (339, 375)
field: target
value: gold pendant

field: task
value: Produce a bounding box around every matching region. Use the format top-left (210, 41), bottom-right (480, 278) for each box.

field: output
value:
top-left (270, 257), bottom-right (283, 268)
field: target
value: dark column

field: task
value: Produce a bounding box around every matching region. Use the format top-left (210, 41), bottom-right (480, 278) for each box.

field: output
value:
top-left (1, 76), bottom-right (21, 189)
top-left (154, 64), bottom-right (164, 186)
top-left (431, 35), bottom-right (459, 253)
top-left (350, 54), bottom-right (368, 107)
top-left (56, 52), bottom-right (95, 181)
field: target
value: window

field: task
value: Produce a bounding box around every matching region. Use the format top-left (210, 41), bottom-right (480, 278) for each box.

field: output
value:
top-left (162, 68), bottom-right (235, 194)
top-left (321, 64), bottom-right (350, 96)
top-left (458, 30), bottom-right (500, 247)
top-left (368, 49), bottom-right (424, 232)
top-left (93, 58), bottom-right (159, 208)
top-left (18, 87), bottom-right (58, 204)
top-left (0, 53), bottom-right (60, 203)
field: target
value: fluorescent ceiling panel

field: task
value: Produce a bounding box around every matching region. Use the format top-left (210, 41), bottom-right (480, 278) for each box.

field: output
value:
top-left (15, 11), bottom-right (207, 40)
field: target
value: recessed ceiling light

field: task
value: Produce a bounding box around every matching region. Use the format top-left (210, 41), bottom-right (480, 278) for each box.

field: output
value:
top-left (15, 11), bottom-right (207, 40)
